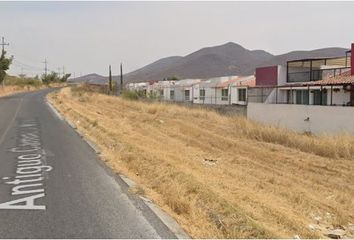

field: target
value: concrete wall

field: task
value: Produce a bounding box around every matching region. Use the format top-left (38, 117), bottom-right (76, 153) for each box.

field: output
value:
top-left (247, 102), bottom-right (354, 134)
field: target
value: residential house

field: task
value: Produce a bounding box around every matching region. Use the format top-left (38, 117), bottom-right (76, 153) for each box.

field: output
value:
top-left (193, 76), bottom-right (238, 105)
top-left (166, 79), bottom-right (201, 102)
top-left (247, 43), bottom-right (354, 134)
top-left (230, 75), bottom-right (256, 105)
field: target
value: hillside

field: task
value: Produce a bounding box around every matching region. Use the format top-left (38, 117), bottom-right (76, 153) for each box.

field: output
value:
top-left (70, 42), bottom-right (349, 84)
top-left (120, 56), bottom-right (183, 82)
top-left (252, 47), bottom-right (350, 71)
top-left (68, 73), bottom-right (107, 85)
top-left (124, 42), bottom-right (274, 82)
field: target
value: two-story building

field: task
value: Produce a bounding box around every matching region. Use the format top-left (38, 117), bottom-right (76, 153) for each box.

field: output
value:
top-left (247, 43), bottom-right (354, 134)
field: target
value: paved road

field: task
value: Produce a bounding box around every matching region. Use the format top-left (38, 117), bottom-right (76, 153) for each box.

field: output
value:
top-left (0, 89), bottom-right (176, 238)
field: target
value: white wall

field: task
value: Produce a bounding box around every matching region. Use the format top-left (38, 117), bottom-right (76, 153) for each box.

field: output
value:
top-left (192, 85), bottom-right (200, 103)
top-left (247, 103), bottom-right (354, 134)
top-left (277, 65), bottom-right (287, 85)
top-left (331, 88), bottom-right (351, 106)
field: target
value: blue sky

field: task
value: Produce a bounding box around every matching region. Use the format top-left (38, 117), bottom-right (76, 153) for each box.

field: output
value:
top-left (1, 1), bottom-right (354, 77)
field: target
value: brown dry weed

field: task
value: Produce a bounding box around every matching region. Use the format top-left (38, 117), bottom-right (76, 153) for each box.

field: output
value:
top-left (48, 87), bottom-right (354, 238)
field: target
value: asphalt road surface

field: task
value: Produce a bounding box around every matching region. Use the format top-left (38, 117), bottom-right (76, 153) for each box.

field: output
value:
top-left (0, 89), bottom-right (176, 238)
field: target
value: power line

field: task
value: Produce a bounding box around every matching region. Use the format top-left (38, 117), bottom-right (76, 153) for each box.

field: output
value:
top-left (13, 59), bottom-right (43, 71)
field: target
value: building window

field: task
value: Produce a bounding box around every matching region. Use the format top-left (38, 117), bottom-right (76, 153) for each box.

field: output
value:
top-left (295, 90), bottom-right (309, 105)
top-left (185, 90), bottom-right (190, 101)
top-left (313, 89), bottom-right (327, 105)
top-left (199, 89), bottom-right (205, 101)
top-left (221, 89), bottom-right (228, 101)
top-left (170, 90), bottom-right (174, 100)
top-left (238, 88), bottom-right (246, 102)
top-left (159, 90), bottom-right (163, 96)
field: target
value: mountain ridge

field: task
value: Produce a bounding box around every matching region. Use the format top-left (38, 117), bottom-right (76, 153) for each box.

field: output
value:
top-left (71, 42), bottom-right (349, 84)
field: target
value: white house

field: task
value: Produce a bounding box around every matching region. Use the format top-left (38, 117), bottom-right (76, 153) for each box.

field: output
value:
top-left (165, 79), bottom-right (201, 102)
top-left (193, 76), bottom-right (239, 105)
top-left (230, 75), bottom-right (256, 105)
top-left (126, 82), bottom-right (149, 95)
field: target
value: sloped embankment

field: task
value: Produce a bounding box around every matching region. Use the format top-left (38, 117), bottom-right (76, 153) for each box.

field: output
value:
top-left (48, 87), bottom-right (354, 239)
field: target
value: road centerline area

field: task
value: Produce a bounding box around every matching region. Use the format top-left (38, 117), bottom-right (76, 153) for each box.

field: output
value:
top-left (0, 98), bottom-right (23, 146)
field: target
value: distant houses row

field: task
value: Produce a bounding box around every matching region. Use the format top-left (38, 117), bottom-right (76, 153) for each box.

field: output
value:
top-left (127, 44), bottom-right (354, 109)
top-left (126, 42), bottom-right (354, 134)
top-left (127, 75), bottom-right (255, 106)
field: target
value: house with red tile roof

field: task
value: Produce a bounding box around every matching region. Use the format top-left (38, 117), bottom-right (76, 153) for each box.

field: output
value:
top-left (247, 43), bottom-right (354, 134)
top-left (251, 43), bottom-right (353, 106)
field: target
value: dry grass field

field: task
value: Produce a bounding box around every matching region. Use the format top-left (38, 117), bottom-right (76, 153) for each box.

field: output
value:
top-left (0, 85), bottom-right (40, 97)
top-left (48, 86), bottom-right (354, 239)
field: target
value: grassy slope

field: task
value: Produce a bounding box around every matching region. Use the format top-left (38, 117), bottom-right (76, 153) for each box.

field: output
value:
top-left (0, 85), bottom-right (41, 97)
top-left (48, 87), bottom-right (354, 238)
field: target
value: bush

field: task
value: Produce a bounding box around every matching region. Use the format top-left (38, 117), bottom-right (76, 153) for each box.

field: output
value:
top-left (4, 75), bottom-right (42, 88)
top-left (121, 90), bottom-right (139, 100)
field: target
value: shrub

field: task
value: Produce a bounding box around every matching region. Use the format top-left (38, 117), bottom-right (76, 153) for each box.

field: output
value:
top-left (121, 90), bottom-right (139, 100)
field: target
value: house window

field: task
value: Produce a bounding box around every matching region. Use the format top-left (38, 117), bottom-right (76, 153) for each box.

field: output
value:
top-left (170, 90), bottom-right (175, 100)
top-left (295, 90), bottom-right (309, 105)
top-left (185, 90), bottom-right (190, 101)
top-left (159, 90), bottom-right (163, 96)
top-left (238, 88), bottom-right (246, 102)
top-left (221, 89), bottom-right (228, 101)
top-left (199, 89), bottom-right (205, 101)
top-left (313, 89), bottom-right (327, 105)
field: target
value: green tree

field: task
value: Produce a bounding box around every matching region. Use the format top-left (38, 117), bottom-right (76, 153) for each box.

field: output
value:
top-left (41, 71), bottom-right (58, 84)
top-left (167, 75), bottom-right (179, 80)
top-left (60, 73), bottom-right (71, 82)
top-left (0, 50), bottom-right (13, 86)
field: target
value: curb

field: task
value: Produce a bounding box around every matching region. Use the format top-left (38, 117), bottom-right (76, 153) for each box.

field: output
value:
top-left (66, 119), bottom-right (77, 129)
top-left (46, 97), bottom-right (190, 239)
top-left (119, 174), bottom-right (190, 239)
top-left (46, 100), bottom-right (101, 155)
top-left (46, 100), bottom-right (64, 120)
top-left (82, 137), bottom-right (101, 154)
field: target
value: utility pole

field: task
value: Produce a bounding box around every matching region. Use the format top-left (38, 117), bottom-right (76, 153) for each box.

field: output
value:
top-left (43, 59), bottom-right (48, 78)
top-left (120, 63), bottom-right (123, 95)
top-left (109, 65), bottom-right (112, 94)
top-left (1, 37), bottom-right (9, 53)
top-left (62, 66), bottom-right (65, 76)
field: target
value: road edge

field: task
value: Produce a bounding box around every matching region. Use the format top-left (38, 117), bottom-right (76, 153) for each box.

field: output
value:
top-left (46, 98), bottom-right (190, 239)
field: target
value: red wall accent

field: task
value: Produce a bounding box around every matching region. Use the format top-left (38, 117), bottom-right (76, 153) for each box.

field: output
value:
top-left (255, 66), bottom-right (278, 86)
top-left (352, 44), bottom-right (354, 76)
